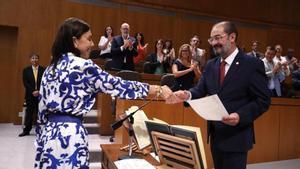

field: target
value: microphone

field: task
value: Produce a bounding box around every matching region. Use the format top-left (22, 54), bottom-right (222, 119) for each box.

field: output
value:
top-left (111, 97), bottom-right (155, 131)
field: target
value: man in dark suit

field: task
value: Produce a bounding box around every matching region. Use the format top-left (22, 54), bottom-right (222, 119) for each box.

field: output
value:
top-left (19, 53), bottom-right (45, 137)
top-left (247, 40), bottom-right (264, 59)
top-left (166, 21), bottom-right (270, 169)
top-left (110, 23), bottom-right (137, 71)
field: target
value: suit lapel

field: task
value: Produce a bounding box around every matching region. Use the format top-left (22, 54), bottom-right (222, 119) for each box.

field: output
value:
top-left (221, 52), bottom-right (242, 90)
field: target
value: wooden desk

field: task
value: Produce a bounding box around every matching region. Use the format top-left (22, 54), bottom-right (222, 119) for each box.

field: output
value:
top-left (114, 97), bottom-right (300, 169)
top-left (101, 144), bottom-right (160, 169)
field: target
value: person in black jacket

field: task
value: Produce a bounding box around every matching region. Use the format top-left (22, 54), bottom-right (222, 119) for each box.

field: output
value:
top-left (19, 53), bottom-right (45, 137)
top-left (110, 23), bottom-right (137, 70)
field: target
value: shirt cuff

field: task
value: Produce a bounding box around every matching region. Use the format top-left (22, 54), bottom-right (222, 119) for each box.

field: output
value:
top-left (186, 91), bottom-right (192, 101)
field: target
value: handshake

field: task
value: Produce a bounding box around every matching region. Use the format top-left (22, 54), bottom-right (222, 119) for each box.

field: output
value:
top-left (152, 85), bottom-right (191, 104)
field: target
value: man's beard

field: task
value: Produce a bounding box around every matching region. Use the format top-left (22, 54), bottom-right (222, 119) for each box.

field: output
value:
top-left (213, 43), bottom-right (230, 58)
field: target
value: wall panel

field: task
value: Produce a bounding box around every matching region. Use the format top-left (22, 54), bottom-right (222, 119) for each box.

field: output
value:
top-left (0, 0), bottom-right (299, 123)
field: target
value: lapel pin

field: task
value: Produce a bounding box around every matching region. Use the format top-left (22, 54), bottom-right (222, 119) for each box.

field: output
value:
top-left (236, 61), bottom-right (239, 65)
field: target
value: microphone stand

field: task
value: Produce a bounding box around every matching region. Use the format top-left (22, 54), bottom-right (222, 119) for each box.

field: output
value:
top-left (111, 97), bottom-right (156, 159)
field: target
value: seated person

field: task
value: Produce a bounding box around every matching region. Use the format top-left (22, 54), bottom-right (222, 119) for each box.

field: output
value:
top-left (144, 39), bottom-right (170, 74)
top-left (172, 44), bottom-right (201, 91)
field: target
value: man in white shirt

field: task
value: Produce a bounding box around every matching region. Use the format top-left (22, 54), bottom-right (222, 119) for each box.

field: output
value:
top-left (190, 35), bottom-right (206, 69)
top-left (262, 46), bottom-right (287, 97)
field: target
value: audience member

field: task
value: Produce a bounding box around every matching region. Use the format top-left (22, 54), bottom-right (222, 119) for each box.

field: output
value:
top-left (111, 23), bottom-right (137, 70)
top-left (190, 35), bottom-right (206, 69)
top-left (163, 39), bottom-right (176, 63)
top-left (247, 40), bottom-right (264, 59)
top-left (144, 39), bottom-right (170, 74)
top-left (292, 69), bottom-right (300, 90)
top-left (98, 26), bottom-right (113, 59)
top-left (262, 46), bottom-right (289, 97)
top-left (19, 53), bottom-right (45, 137)
top-left (285, 48), bottom-right (298, 72)
top-left (133, 32), bottom-right (148, 64)
top-left (172, 44), bottom-right (201, 91)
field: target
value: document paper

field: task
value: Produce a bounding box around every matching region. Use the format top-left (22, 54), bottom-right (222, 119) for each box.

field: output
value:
top-left (114, 158), bottom-right (156, 169)
top-left (187, 94), bottom-right (229, 121)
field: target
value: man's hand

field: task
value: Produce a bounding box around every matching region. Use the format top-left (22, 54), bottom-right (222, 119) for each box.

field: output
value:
top-left (165, 90), bottom-right (190, 104)
top-left (123, 39), bottom-right (130, 49)
top-left (160, 85), bottom-right (173, 100)
top-left (222, 113), bottom-right (240, 126)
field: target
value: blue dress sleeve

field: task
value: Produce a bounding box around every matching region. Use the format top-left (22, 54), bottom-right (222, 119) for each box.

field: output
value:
top-left (84, 60), bottom-right (150, 99)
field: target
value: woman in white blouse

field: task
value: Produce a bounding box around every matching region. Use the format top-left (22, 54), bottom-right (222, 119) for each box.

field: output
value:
top-left (98, 26), bottom-right (114, 59)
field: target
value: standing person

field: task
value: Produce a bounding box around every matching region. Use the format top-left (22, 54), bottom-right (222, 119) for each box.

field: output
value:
top-left (144, 39), bottom-right (170, 74)
top-left (98, 26), bottom-right (113, 59)
top-left (166, 21), bottom-right (270, 169)
top-left (172, 44), bottom-right (201, 91)
top-left (19, 53), bottom-right (45, 137)
top-left (34, 18), bottom-right (172, 169)
top-left (111, 23), bottom-right (137, 70)
top-left (285, 48), bottom-right (298, 72)
top-left (247, 40), bottom-right (264, 59)
top-left (133, 32), bottom-right (148, 64)
top-left (163, 39), bottom-right (176, 64)
top-left (262, 46), bottom-right (289, 97)
top-left (190, 35), bottom-right (206, 69)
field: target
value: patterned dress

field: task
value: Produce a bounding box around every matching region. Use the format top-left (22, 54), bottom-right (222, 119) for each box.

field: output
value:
top-left (35, 53), bottom-right (149, 168)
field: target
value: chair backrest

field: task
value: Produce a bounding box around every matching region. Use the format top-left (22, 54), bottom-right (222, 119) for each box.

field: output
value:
top-left (104, 59), bottom-right (114, 70)
top-left (160, 74), bottom-right (176, 88)
top-left (89, 49), bottom-right (100, 59)
top-left (143, 61), bottom-right (153, 74)
top-left (116, 70), bottom-right (141, 81)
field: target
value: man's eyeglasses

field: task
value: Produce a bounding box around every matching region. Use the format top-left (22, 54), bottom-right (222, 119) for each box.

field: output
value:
top-left (207, 34), bottom-right (227, 44)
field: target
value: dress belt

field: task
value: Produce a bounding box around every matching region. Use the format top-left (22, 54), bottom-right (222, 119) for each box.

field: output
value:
top-left (47, 112), bottom-right (83, 123)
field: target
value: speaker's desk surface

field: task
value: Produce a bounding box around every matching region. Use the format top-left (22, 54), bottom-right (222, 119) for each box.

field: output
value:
top-left (101, 144), bottom-right (160, 169)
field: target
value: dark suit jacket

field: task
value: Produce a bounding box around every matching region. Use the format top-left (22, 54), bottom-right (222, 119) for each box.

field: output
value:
top-left (247, 51), bottom-right (264, 59)
top-left (189, 50), bottom-right (270, 152)
top-left (23, 66), bottom-right (45, 100)
top-left (111, 35), bottom-right (138, 70)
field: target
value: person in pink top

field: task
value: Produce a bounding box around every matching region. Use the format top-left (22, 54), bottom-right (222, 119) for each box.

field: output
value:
top-left (134, 32), bottom-right (148, 64)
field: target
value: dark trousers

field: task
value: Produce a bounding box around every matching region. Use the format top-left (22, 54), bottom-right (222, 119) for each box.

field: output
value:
top-left (270, 89), bottom-right (278, 97)
top-left (211, 145), bottom-right (248, 169)
top-left (23, 97), bottom-right (38, 133)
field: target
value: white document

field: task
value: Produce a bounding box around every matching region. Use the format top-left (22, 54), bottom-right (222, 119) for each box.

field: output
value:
top-left (126, 106), bottom-right (151, 149)
top-left (187, 94), bottom-right (229, 121)
top-left (114, 158), bottom-right (156, 169)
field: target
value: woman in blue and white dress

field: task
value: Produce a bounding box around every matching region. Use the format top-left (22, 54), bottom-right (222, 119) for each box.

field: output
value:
top-left (34, 18), bottom-right (172, 169)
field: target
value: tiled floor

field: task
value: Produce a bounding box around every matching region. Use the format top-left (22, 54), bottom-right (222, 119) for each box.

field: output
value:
top-left (0, 123), bottom-right (111, 169)
top-left (0, 123), bottom-right (299, 169)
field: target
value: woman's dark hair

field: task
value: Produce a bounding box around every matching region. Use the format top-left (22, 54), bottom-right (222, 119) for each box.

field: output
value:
top-left (164, 39), bottom-right (173, 50)
top-left (135, 32), bottom-right (145, 46)
top-left (104, 26), bottom-right (113, 38)
top-left (155, 39), bottom-right (164, 53)
top-left (51, 18), bottom-right (90, 70)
